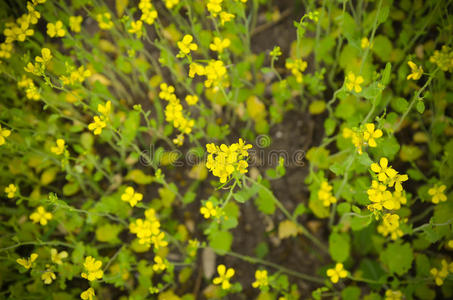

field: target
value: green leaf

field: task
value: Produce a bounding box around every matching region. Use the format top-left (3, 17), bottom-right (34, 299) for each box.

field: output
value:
top-left (391, 97), bottom-right (408, 113)
top-left (95, 223), bottom-right (123, 243)
top-left (233, 181), bottom-right (260, 203)
top-left (399, 145), bottom-right (423, 162)
top-left (329, 233), bottom-right (350, 262)
top-left (119, 110), bottom-right (140, 147)
top-left (381, 62), bottom-right (392, 85)
top-left (371, 35), bottom-right (393, 61)
top-left (208, 230), bottom-right (233, 254)
top-left (306, 147), bottom-right (330, 169)
top-left (380, 242), bottom-right (413, 276)
top-left (341, 286), bottom-right (361, 300)
top-left (254, 188), bottom-right (276, 215)
top-left (416, 101), bottom-right (425, 114)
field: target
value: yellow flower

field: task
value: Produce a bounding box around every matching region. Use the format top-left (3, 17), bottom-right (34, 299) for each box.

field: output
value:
top-left (430, 260), bottom-right (449, 286)
top-left (370, 157), bottom-right (398, 183)
top-left (285, 58), bottom-right (307, 83)
top-left (200, 201), bottom-right (217, 219)
top-left (0, 42), bottom-right (13, 59)
top-left (81, 256), bottom-right (103, 281)
top-left (185, 95), bottom-right (198, 105)
top-left (406, 61), bottom-right (423, 80)
top-left (140, 8), bottom-right (158, 25)
top-left (47, 21), bottom-right (65, 38)
top-left (177, 34), bottom-right (198, 57)
top-left (159, 83), bottom-right (176, 101)
top-left (5, 184), bottom-right (17, 198)
top-left (80, 288), bottom-right (95, 300)
top-left (128, 20), bottom-right (143, 38)
top-left (385, 290), bottom-right (403, 300)
top-left (326, 263), bottom-right (348, 283)
top-left (16, 253), bottom-right (38, 269)
top-left (188, 62), bottom-right (206, 78)
top-left (96, 13), bottom-right (113, 30)
top-left (41, 269), bottom-right (56, 284)
top-left (207, 0), bottom-right (223, 16)
top-left (361, 37), bottom-right (370, 49)
top-left (387, 174), bottom-right (408, 192)
top-left (363, 123), bottom-right (382, 147)
top-left (213, 264), bottom-right (235, 290)
top-left (69, 16), bottom-right (83, 33)
top-left (429, 45), bottom-right (453, 72)
top-left (219, 12), bottom-right (235, 26)
top-left (152, 256), bottom-right (167, 272)
top-left (97, 101), bottom-right (112, 119)
top-left (318, 181), bottom-right (337, 207)
top-left (121, 186), bottom-right (143, 207)
top-left (270, 46), bottom-right (282, 58)
top-left (345, 72), bottom-right (364, 93)
top-left (209, 37), bottom-right (231, 53)
top-left (204, 60), bottom-right (227, 88)
top-left (164, 0), bottom-right (179, 9)
top-left (51, 139), bottom-right (65, 155)
top-left (51, 248), bottom-right (68, 265)
top-left (251, 270), bottom-right (268, 288)
top-left (377, 214), bottom-right (403, 240)
top-left (0, 124), bottom-right (11, 145)
top-left (35, 48), bottom-right (52, 64)
top-left (428, 184), bottom-right (447, 204)
top-left (30, 206), bottom-right (52, 225)
top-left (88, 116), bottom-right (106, 135)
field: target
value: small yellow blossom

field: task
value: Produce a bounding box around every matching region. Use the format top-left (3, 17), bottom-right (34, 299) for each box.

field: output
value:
top-left (345, 72), bottom-right (364, 93)
top-left (371, 157), bottom-right (398, 183)
top-left (377, 214), bottom-right (403, 240)
top-left (429, 45), bottom-right (453, 72)
top-left (285, 58), bottom-right (307, 83)
top-left (121, 186), bottom-right (143, 207)
top-left (88, 116), bottom-right (106, 135)
top-left (252, 270), bottom-right (268, 288)
top-left (96, 13), bottom-right (114, 30)
top-left (188, 62), bottom-right (206, 78)
top-left (177, 34), bottom-right (198, 57)
top-left (406, 61), bottom-right (423, 80)
top-left (270, 46), bottom-right (282, 58)
top-left (69, 16), bottom-right (83, 33)
top-left (363, 123), bottom-right (382, 147)
top-left (0, 42), bottom-right (13, 59)
top-left (81, 256), bottom-right (103, 281)
top-left (0, 124), bottom-right (12, 145)
top-left (200, 201), bottom-right (217, 219)
top-left (35, 48), bottom-right (52, 65)
top-left (185, 95), bottom-right (198, 105)
top-left (41, 269), bottom-right (56, 284)
top-left (361, 37), bottom-right (370, 49)
top-left (428, 184), bottom-right (447, 204)
top-left (80, 288), bottom-right (95, 300)
top-left (164, 0), bottom-right (179, 9)
top-left (326, 263), bottom-right (348, 283)
top-left (30, 206), bottom-right (53, 225)
top-left (140, 6), bottom-right (158, 25)
top-left (128, 20), bottom-right (143, 38)
top-left (16, 253), bottom-right (38, 269)
top-left (207, 0), bottom-right (223, 16)
top-left (385, 290), bottom-right (403, 300)
top-left (152, 256), bottom-right (167, 272)
top-left (97, 101), bottom-right (112, 119)
top-left (213, 264), bottom-right (235, 290)
top-left (51, 139), bottom-right (65, 155)
top-left (430, 260), bottom-right (449, 286)
top-left (219, 12), bottom-right (235, 26)
top-left (5, 184), bottom-right (17, 198)
top-left (318, 181), bottom-right (337, 207)
top-left (47, 21), bottom-right (65, 37)
top-left (209, 37), bottom-right (231, 53)
top-left (51, 248), bottom-right (68, 265)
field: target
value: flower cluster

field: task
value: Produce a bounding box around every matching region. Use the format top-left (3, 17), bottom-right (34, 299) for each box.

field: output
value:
top-left (16, 253), bottom-right (38, 270)
top-left (81, 256), bottom-right (103, 281)
top-left (285, 58), bottom-right (308, 83)
top-left (200, 200), bottom-right (219, 219)
top-left (88, 100), bottom-right (111, 135)
top-left (18, 75), bottom-right (40, 100)
top-left (129, 209), bottom-right (168, 249)
top-left (210, 37), bottom-right (231, 54)
top-left (343, 123), bottom-right (383, 154)
top-left (205, 139), bottom-right (252, 183)
top-left (377, 213), bottom-right (403, 240)
top-left (24, 48), bottom-right (52, 76)
top-left (318, 181), bottom-right (337, 207)
top-left (160, 83), bottom-right (195, 145)
top-left (252, 270), bottom-right (268, 289)
top-left (429, 45), bottom-right (453, 72)
top-left (96, 12), bottom-right (114, 30)
top-left (326, 263), bottom-right (348, 283)
top-left (139, 0), bottom-right (158, 25)
top-left (5, 184), bottom-right (17, 198)
top-left (189, 60), bottom-right (229, 89)
top-left (206, 0), bottom-right (237, 26)
top-left (47, 20), bottom-right (65, 38)
top-left (69, 16), bottom-right (83, 33)
top-left (60, 64), bottom-right (92, 86)
top-left (2, 0), bottom-right (43, 44)
top-left (51, 139), bottom-right (66, 155)
top-left (385, 290), bottom-right (403, 300)
top-left (430, 259), bottom-right (453, 286)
